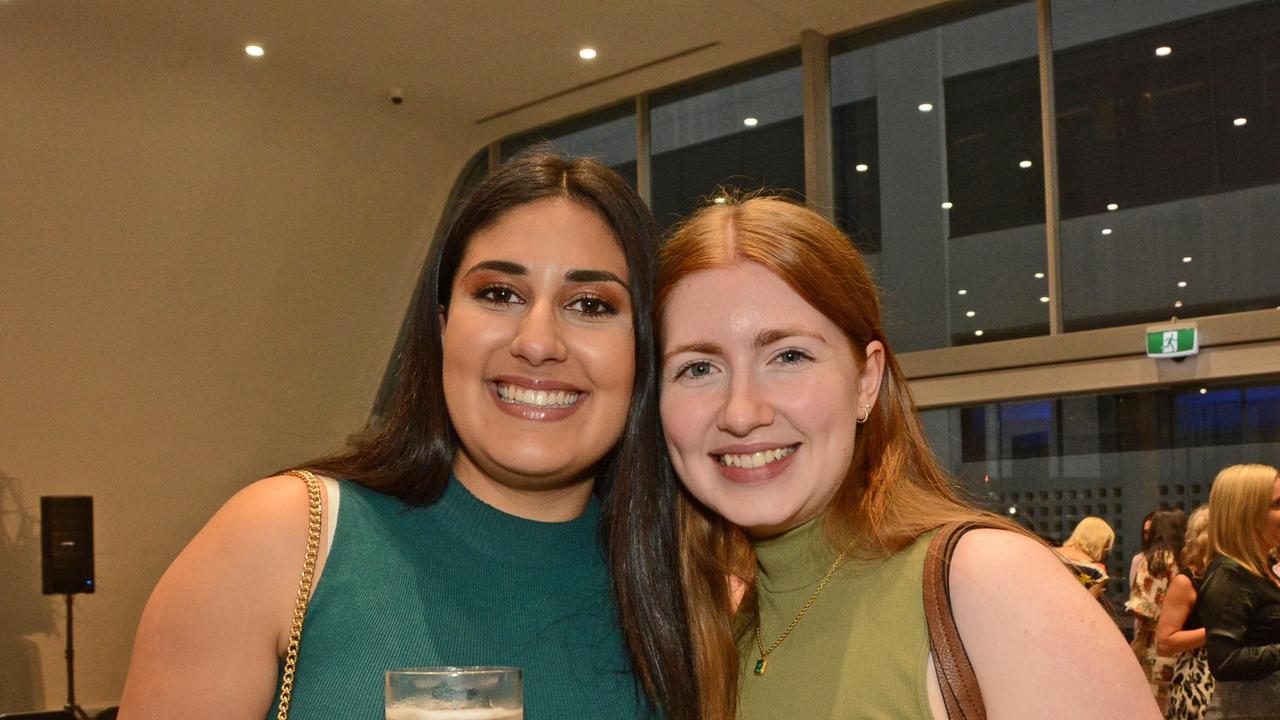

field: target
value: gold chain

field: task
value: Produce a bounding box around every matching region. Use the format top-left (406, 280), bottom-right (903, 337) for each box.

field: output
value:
top-left (278, 470), bottom-right (323, 719)
top-left (752, 550), bottom-right (847, 676)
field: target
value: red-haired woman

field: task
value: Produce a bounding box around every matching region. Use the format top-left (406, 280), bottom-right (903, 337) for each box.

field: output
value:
top-left (618, 195), bottom-right (1159, 719)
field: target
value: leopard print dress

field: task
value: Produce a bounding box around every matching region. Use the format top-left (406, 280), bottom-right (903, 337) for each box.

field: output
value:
top-left (1166, 568), bottom-right (1215, 720)
top-left (1167, 646), bottom-right (1214, 720)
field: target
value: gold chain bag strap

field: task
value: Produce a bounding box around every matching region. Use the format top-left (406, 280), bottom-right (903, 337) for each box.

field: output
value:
top-left (277, 469), bottom-right (324, 720)
top-left (922, 521), bottom-right (999, 720)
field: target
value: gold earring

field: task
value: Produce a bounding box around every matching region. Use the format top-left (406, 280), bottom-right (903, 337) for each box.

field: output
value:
top-left (857, 403), bottom-right (871, 424)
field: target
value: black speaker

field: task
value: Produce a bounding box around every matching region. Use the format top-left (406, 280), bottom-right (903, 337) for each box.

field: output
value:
top-left (41, 496), bottom-right (95, 595)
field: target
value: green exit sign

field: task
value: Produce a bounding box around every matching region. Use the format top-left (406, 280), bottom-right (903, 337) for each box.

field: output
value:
top-left (1146, 324), bottom-right (1198, 359)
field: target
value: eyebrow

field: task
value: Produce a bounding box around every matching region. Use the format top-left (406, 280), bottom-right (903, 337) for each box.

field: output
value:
top-left (756, 327), bottom-right (829, 347)
top-left (566, 268), bottom-right (630, 291)
top-left (662, 328), bottom-right (828, 365)
top-left (460, 261), bottom-right (629, 291)
top-left (662, 341), bottom-right (723, 365)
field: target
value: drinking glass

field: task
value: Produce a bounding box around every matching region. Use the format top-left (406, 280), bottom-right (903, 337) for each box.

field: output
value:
top-left (385, 666), bottom-right (523, 720)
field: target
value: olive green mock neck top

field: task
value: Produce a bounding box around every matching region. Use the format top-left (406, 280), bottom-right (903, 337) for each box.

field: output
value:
top-left (738, 519), bottom-right (937, 720)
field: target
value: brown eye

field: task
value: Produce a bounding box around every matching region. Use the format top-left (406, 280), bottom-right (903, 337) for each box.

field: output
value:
top-left (474, 285), bottom-right (523, 306)
top-left (566, 295), bottom-right (618, 318)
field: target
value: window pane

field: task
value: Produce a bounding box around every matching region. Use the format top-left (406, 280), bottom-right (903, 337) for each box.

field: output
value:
top-left (927, 380), bottom-right (1280, 607)
top-left (832, 3), bottom-right (1049, 353)
top-left (650, 54), bottom-right (804, 228)
top-left (502, 103), bottom-right (637, 187)
top-left (1052, 0), bottom-right (1280, 330)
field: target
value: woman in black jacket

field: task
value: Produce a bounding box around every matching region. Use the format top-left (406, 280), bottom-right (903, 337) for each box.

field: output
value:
top-left (1198, 463), bottom-right (1280, 719)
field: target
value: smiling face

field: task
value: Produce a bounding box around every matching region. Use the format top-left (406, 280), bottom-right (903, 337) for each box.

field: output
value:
top-left (442, 197), bottom-right (635, 519)
top-left (659, 262), bottom-right (883, 537)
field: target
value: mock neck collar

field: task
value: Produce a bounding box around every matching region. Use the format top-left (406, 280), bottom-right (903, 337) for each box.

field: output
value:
top-left (433, 475), bottom-right (602, 567)
top-left (752, 518), bottom-right (841, 593)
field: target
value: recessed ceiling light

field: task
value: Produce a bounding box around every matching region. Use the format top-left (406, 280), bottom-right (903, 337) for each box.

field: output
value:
top-left (1034, 272), bottom-right (1045, 279)
top-left (1177, 281), bottom-right (1188, 288)
top-left (974, 330), bottom-right (985, 337)
top-left (941, 201), bottom-right (953, 209)
top-left (957, 289), bottom-right (968, 296)
top-left (743, 117), bottom-right (759, 127)
top-left (1019, 160), bottom-right (1033, 169)
top-left (965, 310), bottom-right (976, 318)
top-left (1039, 296), bottom-right (1050, 303)
top-left (1101, 228), bottom-right (1112, 235)
top-left (1155, 46), bottom-right (1172, 57)
top-left (1174, 300), bottom-right (1183, 308)
top-left (918, 103), bottom-right (934, 113)
top-left (1106, 203), bottom-right (1119, 211)
top-left (245, 45), bottom-right (265, 57)
top-left (1199, 387), bottom-right (1207, 395)
top-left (855, 163), bottom-right (869, 173)
top-left (1182, 256), bottom-right (1192, 263)
top-left (579, 47), bottom-right (597, 60)
top-left (1233, 117), bottom-right (1248, 127)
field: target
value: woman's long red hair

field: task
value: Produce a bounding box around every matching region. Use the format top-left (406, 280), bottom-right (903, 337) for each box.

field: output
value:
top-left (657, 196), bottom-right (1014, 719)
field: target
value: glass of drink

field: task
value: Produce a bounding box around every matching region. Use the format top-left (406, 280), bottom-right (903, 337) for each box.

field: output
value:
top-left (385, 666), bottom-right (523, 720)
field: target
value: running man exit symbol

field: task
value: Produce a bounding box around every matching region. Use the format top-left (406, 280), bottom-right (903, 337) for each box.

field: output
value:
top-left (1146, 324), bottom-right (1198, 359)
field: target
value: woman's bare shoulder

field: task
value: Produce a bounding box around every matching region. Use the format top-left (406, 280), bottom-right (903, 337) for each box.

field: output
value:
top-left (941, 529), bottom-right (1160, 719)
top-left (119, 473), bottom-right (331, 716)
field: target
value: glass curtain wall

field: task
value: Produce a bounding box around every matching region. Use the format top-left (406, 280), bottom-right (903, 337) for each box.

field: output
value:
top-left (501, 102), bottom-right (638, 187)
top-left (831, 2), bottom-right (1048, 353)
top-left (649, 53), bottom-right (804, 229)
top-left (1051, 0), bottom-right (1280, 330)
top-left (921, 380), bottom-right (1280, 605)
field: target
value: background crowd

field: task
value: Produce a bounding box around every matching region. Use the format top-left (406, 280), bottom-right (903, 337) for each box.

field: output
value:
top-left (1058, 463), bottom-right (1280, 720)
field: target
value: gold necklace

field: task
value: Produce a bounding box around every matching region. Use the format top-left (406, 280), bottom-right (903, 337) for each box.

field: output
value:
top-left (752, 550), bottom-right (847, 676)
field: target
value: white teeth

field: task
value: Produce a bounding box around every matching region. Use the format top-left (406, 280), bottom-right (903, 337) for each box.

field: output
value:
top-left (718, 445), bottom-right (797, 469)
top-left (496, 383), bottom-right (580, 408)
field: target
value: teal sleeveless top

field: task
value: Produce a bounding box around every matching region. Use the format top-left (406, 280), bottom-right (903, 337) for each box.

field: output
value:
top-left (267, 478), bottom-right (649, 719)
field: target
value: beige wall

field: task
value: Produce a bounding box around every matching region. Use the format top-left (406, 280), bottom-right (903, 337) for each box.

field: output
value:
top-left (0, 14), bottom-right (475, 712)
top-left (0, 0), bottom-right (958, 709)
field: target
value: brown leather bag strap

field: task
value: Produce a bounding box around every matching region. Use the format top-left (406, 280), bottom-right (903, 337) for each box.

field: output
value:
top-left (923, 520), bottom-right (997, 720)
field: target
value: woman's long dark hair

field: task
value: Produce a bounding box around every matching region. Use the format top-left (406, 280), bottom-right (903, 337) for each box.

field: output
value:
top-left (301, 148), bottom-right (699, 718)
top-left (1146, 509), bottom-right (1188, 576)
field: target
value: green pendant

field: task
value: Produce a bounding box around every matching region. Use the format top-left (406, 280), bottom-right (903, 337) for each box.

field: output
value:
top-left (754, 657), bottom-right (767, 675)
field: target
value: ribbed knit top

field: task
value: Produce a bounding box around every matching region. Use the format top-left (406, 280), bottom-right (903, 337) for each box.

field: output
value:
top-left (738, 520), bottom-right (936, 719)
top-left (267, 477), bottom-right (648, 719)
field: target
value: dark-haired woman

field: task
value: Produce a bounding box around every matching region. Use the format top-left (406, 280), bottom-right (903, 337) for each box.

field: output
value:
top-left (1127, 509), bottom-right (1187, 713)
top-left (120, 151), bottom-right (686, 718)
top-left (620, 195), bottom-right (1158, 719)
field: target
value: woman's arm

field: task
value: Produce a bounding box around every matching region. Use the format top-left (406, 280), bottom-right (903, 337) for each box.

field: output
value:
top-left (1198, 563), bottom-right (1280, 681)
top-left (933, 529), bottom-right (1160, 720)
top-left (1155, 574), bottom-right (1203, 655)
top-left (119, 475), bottom-right (330, 719)
top-left (1088, 579), bottom-right (1108, 600)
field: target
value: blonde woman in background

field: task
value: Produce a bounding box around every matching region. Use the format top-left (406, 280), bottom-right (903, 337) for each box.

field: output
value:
top-left (1157, 505), bottom-right (1215, 720)
top-left (1058, 516), bottom-right (1115, 599)
top-left (1198, 464), bottom-right (1280, 719)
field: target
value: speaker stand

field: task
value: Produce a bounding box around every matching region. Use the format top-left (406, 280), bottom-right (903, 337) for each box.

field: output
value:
top-left (63, 594), bottom-right (89, 719)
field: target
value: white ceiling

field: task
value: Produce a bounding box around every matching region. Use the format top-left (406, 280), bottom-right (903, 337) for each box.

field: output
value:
top-left (7, 0), bottom-right (947, 148)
